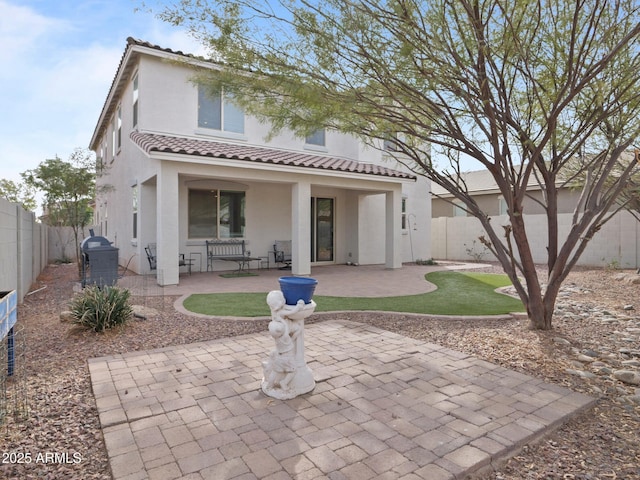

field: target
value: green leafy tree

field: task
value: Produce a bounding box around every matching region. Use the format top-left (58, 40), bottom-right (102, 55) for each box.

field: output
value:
top-left (22, 148), bottom-right (108, 271)
top-left (159, 0), bottom-right (640, 330)
top-left (0, 178), bottom-right (36, 212)
top-left (615, 151), bottom-right (640, 221)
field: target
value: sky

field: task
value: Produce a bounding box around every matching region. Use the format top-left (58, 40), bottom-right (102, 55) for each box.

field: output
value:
top-left (0, 0), bottom-right (206, 186)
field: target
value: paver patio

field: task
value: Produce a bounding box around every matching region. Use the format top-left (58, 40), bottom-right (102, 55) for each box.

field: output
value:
top-left (89, 320), bottom-right (595, 479)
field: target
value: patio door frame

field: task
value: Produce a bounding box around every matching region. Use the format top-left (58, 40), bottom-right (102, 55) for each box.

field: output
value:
top-left (310, 196), bottom-right (335, 264)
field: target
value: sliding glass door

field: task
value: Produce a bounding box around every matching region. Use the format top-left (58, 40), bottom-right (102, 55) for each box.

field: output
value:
top-left (311, 197), bottom-right (334, 263)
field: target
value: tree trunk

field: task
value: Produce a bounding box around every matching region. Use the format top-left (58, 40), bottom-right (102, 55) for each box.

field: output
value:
top-left (510, 211), bottom-right (555, 330)
top-left (522, 269), bottom-right (554, 330)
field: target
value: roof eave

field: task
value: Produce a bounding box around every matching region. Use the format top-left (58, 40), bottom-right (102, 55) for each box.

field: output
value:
top-left (89, 39), bottom-right (212, 151)
top-left (146, 150), bottom-right (415, 183)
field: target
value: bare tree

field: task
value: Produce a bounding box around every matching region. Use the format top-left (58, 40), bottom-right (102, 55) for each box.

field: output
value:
top-left (159, 0), bottom-right (640, 329)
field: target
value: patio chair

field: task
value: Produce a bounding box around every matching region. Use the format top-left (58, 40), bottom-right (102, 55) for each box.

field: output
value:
top-left (145, 244), bottom-right (157, 270)
top-left (145, 243), bottom-right (192, 274)
top-left (272, 240), bottom-right (292, 270)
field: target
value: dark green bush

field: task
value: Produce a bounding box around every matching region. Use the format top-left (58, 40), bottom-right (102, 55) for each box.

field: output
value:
top-left (70, 285), bottom-right (133, 332)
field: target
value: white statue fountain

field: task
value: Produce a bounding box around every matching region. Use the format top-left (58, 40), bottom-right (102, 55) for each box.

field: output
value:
top-left (261, 288), bottom-right (316, 400)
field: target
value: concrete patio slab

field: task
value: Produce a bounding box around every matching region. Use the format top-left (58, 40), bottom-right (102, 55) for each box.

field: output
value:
top-left (118, 262), bottom-right (486, 298)
top-left (89, 320), bottom-right (595, 480)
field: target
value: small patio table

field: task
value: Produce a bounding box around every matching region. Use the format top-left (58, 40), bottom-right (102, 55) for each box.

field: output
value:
top-left (220, 256), bottom-right (262, 275)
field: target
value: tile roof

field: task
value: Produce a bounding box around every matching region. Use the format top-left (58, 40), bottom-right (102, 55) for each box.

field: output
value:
top-left (90, 38), bottom-right (209, 150)
top-left (131, 132), bottom-right (416, 180)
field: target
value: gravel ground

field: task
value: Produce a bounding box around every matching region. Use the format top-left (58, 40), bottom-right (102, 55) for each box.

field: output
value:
top-left (0, 262), bottom-right (639, 479)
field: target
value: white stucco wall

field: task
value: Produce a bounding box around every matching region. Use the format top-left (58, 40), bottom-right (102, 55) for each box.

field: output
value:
top-left (138, 56), bottom-right (362, 160)
top-left (92, 45), bottom-right (432, 279)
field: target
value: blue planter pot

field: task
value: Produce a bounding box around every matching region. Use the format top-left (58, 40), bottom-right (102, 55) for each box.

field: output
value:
top-left (279, 277), bottom-right (318, 305)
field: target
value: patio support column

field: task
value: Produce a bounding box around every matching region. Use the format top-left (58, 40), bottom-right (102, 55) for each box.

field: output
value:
top-left (156, 164), bottom-right (180, 285)
top-left (292, 181), bottom-right (311, 276)
top-left (139, 180), bottom-right (156, 273)
top-left (385, 187), bottom-right (402, 269)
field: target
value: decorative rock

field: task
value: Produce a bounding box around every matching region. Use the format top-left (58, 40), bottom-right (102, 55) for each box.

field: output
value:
top-left (565, 369), bottom-right (597, 379)
top-left (590, 385), bottom-right (604, 395)
top-left (132, 305), bottom-right (159, 319)
top-left (626, 395), bottom-right (640, 405)
top-left (595, 367), bottom-right (613, 376)
top-left (621, 360), bottom-right (640, 367)
top-left (60, 311), bottom-right (74, 323)
top-left (600, 318), bottom-right (618, 325)
top-left (623, 305), bottom-right (635, 311)
top-left (581, 349), bottom-right (600, 358)
top-left (553, 337), bottom-right (571, 346)
top-left (576, 354), bottom-right (595, 363)
top-left (613, 370), bottom-right (640, 386)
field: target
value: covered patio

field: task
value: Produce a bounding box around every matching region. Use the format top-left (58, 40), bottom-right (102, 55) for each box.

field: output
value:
top-left (131, 133), bottom-right (429, 288)
top-left (118, 262), bottom-right (480, 301)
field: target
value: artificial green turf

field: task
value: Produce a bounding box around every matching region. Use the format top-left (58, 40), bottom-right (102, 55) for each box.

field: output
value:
top-left (182, 271), bottom-right (524, 317)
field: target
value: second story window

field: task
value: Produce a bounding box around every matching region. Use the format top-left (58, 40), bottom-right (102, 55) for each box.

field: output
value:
top-left (198, 85), bottom-right (244, 134)
top-left (132, 74), bottom-right (139, 127)
top-left (305, 129), bottom-right (325, 147)
top-left (384, 132), bottom-right (398, 151)
top-left (498, 197), bottom-right (508, 216)
top-left (113, 106), bottom-right (122, 152)
top-left (453, 201), bottom-right (467, 217)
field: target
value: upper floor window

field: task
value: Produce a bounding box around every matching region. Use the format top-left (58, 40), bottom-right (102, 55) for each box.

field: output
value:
top-left (132, 74), bottom-right (139, 127)
top-left (99, 144), bottom-right (105, 169)
top-left (384, 133), bottom-right (398, 152)
top-left (305, 129), bottom-right (325, 147)
top-left (103, 138), bottom-right (111, 164)
top-left (453, 202), bottom-right (466, 217)
top-left (113, 106), bottom-right (122, 152)
top-left (498, 197), bottom-right (508, 216)
top-left (198, 86), bottom-right (244, 133)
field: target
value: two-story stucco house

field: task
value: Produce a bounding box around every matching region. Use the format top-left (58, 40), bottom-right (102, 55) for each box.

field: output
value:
top-left (89, 38), bottom-right (431, 286)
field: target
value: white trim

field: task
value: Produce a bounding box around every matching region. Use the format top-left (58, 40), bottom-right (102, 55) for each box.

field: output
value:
top-left (194, 128), bottom-right (248, 142)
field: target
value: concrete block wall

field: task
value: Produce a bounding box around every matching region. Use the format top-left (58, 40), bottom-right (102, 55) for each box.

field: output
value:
top-left (431, 210), bottom-right (640, 269)
top-left (0, 197), bottom-right (48, 302)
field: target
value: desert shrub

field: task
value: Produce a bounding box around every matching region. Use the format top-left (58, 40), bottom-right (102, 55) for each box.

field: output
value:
top-left (70, 285), bottom-right (133, 332)
top-left (415, 258), bottom-right (437, 265)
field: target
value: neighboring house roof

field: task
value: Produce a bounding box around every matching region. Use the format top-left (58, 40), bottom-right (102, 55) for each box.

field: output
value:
top-left (131, 132), bottom-right (416, 180)
top-left (431, 169), bottom-right (548, 197)
top-left (432, 151), bottom-right (638, 198)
